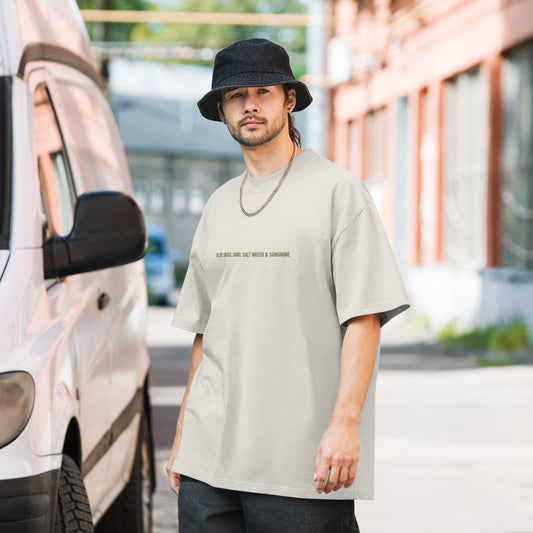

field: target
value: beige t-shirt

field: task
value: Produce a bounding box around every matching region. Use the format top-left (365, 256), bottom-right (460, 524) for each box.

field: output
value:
top-left (171, 149), bottom-right (409, 500)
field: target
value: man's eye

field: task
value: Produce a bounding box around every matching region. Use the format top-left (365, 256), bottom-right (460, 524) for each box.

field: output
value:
top-left (258, 88), bottom-right (269, 94)
top-left (230, 92), bottom-right (242, 99)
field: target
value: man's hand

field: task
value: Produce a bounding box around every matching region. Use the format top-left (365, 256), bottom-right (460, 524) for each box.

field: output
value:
top-left (166, 414), bottom-right (185, 495)
top-left (166, 438), bottom-right (181, 495)
top-left (313, 313), bottom-right (379, 494)
top-left (314, 421), bottom-right (359, 494)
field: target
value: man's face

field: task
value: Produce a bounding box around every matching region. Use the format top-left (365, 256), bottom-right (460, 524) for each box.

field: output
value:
top-left (218, 85), bottom-right (296, 147)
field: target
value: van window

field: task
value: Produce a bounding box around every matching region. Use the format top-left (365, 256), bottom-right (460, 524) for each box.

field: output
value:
top-left (49, 80), bottom-right (132, 195)
top-left (34, 85), bottom-right (76, 238)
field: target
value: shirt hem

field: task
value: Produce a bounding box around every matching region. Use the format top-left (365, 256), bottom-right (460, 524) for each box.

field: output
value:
top-left (171, 316), bottom-right (207, 334)
top-left (173, 463), bottom-right (374, 500)
top-left (339, 300), bottom-right (410, 327)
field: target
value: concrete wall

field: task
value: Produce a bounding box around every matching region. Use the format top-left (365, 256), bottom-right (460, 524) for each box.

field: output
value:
top-left (406, 266), bottom-right (533, 333)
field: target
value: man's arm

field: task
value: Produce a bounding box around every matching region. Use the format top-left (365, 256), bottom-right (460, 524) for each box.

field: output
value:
top-left (166, 332), bottom-right (204, 494)
top-left (314, 313), bottom-right (381, 494)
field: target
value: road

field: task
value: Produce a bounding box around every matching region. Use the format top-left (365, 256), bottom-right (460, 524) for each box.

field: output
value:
top-left (147, 307), bottom-right (533, 533)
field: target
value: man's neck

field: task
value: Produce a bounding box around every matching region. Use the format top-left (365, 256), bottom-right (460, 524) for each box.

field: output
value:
top-left (241, 135), bottom-right (303, 178)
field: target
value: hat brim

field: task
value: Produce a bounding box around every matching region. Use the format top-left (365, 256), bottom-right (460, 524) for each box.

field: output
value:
top-left (197, 75), bottom-right (313, 122)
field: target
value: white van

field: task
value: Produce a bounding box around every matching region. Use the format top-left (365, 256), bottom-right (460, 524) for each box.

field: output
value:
top-left (0, 1), bottom-right (154, 531)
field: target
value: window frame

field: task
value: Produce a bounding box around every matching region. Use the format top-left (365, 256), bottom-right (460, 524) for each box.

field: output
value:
top-left (441, 66), bottom-right (488, 268)
top-left (33, 82), bottom-right (77, 284)
top-left (501, 42), bottom-right (533, 271)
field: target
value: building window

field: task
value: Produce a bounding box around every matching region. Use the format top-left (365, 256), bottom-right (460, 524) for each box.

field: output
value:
top-left (188, 188), bottom-right (206, 215)
top-left (172, 185), bottom-right (187, 215)
top-left (364, 107), bottom-right (388, 213)
top-left (150, 181), bottom-right (168, 214)
top-left (442, 67), bottom-right (487, 267)
top-left (501, 44), bottom-right (533, 270)
top-left (419, 88), bottom-right (438, 264)
top-left (394, 96), bottom-right (409, 267)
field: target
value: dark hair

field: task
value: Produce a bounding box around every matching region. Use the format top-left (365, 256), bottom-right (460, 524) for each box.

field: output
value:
top-left (283, 85), bottom-right (302, 147)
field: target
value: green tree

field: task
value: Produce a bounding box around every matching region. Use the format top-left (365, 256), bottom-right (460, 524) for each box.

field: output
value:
top-left (77, 0), bottom-right (308, 76)
top-left (131, 0), bottom-right (307, 72)
top-left (77, 0), bottom-right (152, 42)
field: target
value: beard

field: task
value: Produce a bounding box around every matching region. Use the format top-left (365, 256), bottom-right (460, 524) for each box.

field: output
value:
top-left (225, 112), bottom-right (287, 147)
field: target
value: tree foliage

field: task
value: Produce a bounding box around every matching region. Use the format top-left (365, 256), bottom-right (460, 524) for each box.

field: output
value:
top-left (77, 0), bottom-right (308, 75)
top-left (131, 0), bottom-right (307, 53)
top-left (76, 0), bottom-right (152, 42)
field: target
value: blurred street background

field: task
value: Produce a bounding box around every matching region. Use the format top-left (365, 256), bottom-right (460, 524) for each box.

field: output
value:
top-left (147, 306), bottom-right (533, 533)
top-left (78, 0), bottom-right (533, 349)
top-left (76, 0), bottom-right (533, 531)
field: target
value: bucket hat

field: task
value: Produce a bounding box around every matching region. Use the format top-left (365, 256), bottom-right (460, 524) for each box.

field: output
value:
top-left (197, 38), bottom-right (313, 121)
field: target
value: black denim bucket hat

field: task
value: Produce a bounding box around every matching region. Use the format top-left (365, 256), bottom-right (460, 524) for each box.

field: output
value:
top-left (197, 38), bottom-right (313, 121)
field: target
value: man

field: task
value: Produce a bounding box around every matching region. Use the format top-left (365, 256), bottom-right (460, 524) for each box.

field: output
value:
top-left (166, 38), bottom-right (409, 532)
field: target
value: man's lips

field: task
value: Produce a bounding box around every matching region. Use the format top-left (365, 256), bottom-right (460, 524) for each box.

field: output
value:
top-left (240, 118), bottom-right (264, 128)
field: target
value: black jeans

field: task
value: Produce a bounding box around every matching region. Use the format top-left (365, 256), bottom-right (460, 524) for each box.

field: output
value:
top-left (178, 475), bottom-right (360, 533)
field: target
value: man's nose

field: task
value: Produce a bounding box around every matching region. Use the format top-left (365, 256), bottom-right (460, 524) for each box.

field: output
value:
top-left (243, 95), bottom-right (259, 113)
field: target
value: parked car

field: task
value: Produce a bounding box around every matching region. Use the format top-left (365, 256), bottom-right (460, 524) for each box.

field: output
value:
top-left (0, 1), bottom-right (154, 532)
top-left (145, 224), bottom-right (176, 306)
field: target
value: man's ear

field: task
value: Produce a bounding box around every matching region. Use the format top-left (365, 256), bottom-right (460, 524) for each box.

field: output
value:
top-left (287, 88), bottom-right (297, 112)
top-left (217, 102), bottom-right (226, 123)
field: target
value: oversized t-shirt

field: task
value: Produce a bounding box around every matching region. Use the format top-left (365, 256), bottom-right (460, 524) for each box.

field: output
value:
top-left (171, 149), bottom-right (409, 500)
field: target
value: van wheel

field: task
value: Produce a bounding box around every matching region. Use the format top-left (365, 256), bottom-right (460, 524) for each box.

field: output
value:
top-left (97, 411), bottom-right (153, 532)
top-left (54, 455), bottom-right (94, 533)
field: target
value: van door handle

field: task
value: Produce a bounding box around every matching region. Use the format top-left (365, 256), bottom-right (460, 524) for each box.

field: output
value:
top-left (97, 292), bottom-right (110, 311)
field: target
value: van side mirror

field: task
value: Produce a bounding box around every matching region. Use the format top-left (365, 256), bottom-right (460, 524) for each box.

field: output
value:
top-left (43, 191), bottom-right (147, 280)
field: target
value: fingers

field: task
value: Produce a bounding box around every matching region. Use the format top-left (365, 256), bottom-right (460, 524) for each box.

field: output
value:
top-left (315, 453), bottom-right (344, 494)
top-left (314, 426), bottom-right (360, 494)
top-left (168, 471), bottom-right (180, 495)
top-left (166, 456), bottom-right (181, 495)
top-left (315, 452), bottom-right (357, 494)
top-left (324, 461), bottom-right (341, 494)
top-left (314, 448), bottom-right (330, 494)
top-left (333, 464), bottom-right (350, 491)
top-left (315, 466), bottom-right (329, 494)
top-left (323, 455), bottom-right (349, 493)
top-left (344, 464), bottom-right (356, 489)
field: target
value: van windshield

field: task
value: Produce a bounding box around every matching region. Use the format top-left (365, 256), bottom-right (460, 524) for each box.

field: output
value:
top-left (0, 77), bottom-right (11, 249)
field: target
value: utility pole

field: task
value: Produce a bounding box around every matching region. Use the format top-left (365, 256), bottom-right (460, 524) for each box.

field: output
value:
top-left (305, 0), bottom-right (327, 155)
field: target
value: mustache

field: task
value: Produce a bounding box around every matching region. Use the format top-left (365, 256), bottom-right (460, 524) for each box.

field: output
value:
top-left (239, 116), bottom-right (265, 126)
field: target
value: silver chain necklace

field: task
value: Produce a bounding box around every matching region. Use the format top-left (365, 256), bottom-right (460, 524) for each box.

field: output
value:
top-left (239, 143), bottom-right (296, 217)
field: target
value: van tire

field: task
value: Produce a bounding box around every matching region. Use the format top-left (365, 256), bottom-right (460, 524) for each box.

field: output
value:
top-left (54, 454), bottom-right (94, 533)
top-left (96, 411), bottom-right (153, 533)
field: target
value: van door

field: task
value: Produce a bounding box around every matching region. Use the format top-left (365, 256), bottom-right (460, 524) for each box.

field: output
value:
top-left (31, 77), bottom-right (112, 513)
top-left (48, 75), bottom-right (148, 492)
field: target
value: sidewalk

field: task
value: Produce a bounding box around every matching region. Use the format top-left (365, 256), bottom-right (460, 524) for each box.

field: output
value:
top-left (359, 364), bottom-right (533, 532)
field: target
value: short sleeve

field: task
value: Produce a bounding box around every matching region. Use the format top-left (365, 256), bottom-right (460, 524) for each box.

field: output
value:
top-left (332, 201), bottom-right (409, 328)
top-left (171, 215), bottom-right (211, 333)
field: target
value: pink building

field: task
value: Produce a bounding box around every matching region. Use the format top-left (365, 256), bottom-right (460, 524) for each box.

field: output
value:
top-left (326, 0), bottom-right (533, 331)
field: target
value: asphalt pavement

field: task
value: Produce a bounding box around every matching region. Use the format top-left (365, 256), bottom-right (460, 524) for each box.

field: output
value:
top-left (147, 306), bottom-right (533, 533)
